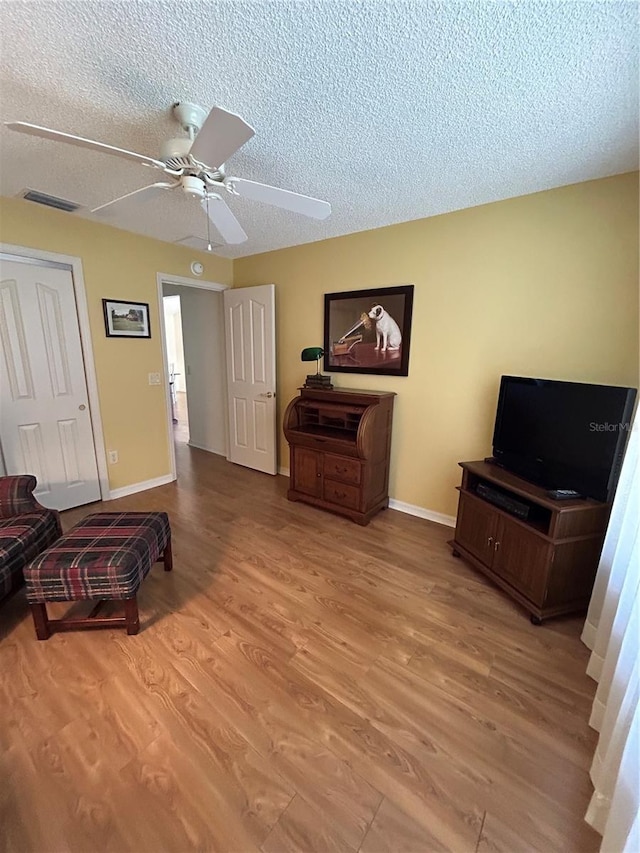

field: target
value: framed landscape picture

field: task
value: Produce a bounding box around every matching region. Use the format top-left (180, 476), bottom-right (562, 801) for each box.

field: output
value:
top-left (324, 285), bottom-right (414, 376)
top-left (103, 299), bottom-right (151, 338)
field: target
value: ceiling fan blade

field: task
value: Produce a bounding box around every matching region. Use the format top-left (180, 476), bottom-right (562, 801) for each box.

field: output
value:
top-left (5, 122), bottom-right (168, 170)
top-left (91, 182), bottom-right (176, 216)
top-left (189, 107), bottom-right (255, 168)
top-left (227, 177), bottom-right (331, 220)
top-left (202, 195), bottom-right (248, 244)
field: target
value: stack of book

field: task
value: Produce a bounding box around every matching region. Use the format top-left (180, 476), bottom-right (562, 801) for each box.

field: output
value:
top-left (304, 374), bottom-right (333, 389)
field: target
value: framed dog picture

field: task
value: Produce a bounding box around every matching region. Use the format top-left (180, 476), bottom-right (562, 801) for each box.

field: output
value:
top-left (323, 285), bottom-right (414, 376)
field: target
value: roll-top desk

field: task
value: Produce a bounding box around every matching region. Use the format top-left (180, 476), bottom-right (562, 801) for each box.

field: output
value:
top-left (283, 388), bottom-right (395, 525)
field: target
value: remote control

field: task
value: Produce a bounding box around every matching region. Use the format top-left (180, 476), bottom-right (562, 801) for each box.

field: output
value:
top-left (546, 489), bottom-right (582, 500)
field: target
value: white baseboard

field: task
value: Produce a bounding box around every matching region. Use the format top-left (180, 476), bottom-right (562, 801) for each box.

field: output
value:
top-left (388, 498), bottom-right (456, 528)
top-left (187, 440), bottom-right (227, 456)
top-left (581, 618), bottom-right (598, 652)
top-left (277, 467), bottom-right (455, 527)
top-left (108, 474), bottom-right (176, 500)
top-left (586, 649), bottom-right (605, 684)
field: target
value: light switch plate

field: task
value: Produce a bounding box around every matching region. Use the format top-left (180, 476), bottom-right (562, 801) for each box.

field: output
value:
top-left (148, 372), bottom-right (161, 385)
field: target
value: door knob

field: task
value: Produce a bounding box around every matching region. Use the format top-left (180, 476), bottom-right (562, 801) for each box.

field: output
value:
top-left (78, 404), bottom-right (86, 411)
top-left (259, 392), bottom-right (274, 398)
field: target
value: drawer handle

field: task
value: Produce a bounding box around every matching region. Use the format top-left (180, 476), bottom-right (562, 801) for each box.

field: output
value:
top-left (487, 536), bottom-right (493, 547)
top-left (494, 541), bottom-right (500, 552)
top-left (316, 473), bottom-right (321, 478)
top-left (335, 466), bottom-right (347, 474)
top-left (334, 491), bottom-right (347, 499)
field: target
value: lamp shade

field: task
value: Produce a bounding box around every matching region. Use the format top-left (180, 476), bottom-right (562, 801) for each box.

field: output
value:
top-left (301, 346), bottom-right (324, 362)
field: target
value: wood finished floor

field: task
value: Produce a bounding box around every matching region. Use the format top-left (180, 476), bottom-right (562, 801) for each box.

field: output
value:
top-left (1, 441), bottom-right (600, 853)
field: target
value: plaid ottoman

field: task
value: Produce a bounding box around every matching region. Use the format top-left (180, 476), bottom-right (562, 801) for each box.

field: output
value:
top-left (24, 511), bottom-right (172, 640)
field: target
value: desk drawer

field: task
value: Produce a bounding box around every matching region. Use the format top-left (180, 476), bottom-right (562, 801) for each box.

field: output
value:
top-left (323, 479), bottom-right (361, 510)
top-left (323, 454), bottom-right (361, 485)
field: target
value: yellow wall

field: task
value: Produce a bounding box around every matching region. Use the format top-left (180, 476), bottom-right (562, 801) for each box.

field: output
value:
top-left (3, 175), bottom-right (637, 512)
top-left (235, 173), bottom-right (640, 518)
top-left (0, 197), bottom-right (232, 490)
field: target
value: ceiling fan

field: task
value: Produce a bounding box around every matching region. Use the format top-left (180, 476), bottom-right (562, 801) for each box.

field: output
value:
top-left (5, 102), bottom-right (332, 245)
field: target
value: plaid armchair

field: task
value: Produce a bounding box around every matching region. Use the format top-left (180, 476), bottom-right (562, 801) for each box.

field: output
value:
top-left (0, 476), bottom-right (62, 603)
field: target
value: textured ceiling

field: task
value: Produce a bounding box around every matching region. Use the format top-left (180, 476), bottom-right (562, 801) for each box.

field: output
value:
top-left (0, 1), bottom-right (638, 259)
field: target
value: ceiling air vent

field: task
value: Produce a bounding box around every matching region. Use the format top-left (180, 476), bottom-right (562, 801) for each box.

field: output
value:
top-left (18, 189), bottom-right (81, 212)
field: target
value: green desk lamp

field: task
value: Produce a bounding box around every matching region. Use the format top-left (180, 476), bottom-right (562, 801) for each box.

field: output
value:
top-left (301, 347), bottom-right (333, 389)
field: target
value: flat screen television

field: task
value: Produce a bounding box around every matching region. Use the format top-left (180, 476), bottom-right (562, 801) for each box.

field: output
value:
top-left (492, 376), bottom-right (637, 502)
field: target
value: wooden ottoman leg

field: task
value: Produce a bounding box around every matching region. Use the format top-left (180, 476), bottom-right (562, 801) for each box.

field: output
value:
top-left (124, 597), bottom-right (140, 635)
top-left (30, 603), bottom-right (51, 641)
top-left (162, 537), bottom-right (173, 572)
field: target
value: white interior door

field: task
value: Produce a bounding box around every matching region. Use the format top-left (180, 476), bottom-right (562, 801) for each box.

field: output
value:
top-left (0, 259), bottom-right (101, 510)
top-left (223, 284), bottom-right (277, 475)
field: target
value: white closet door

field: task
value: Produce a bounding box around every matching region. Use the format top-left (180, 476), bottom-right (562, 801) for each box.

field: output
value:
top-left (0, 259), bottom-right (101, 510)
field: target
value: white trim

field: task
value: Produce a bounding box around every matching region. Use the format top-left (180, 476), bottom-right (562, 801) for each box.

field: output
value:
top-left (582, 617), bottom-right (598, 652)
top-left (156, 272), bottom-right (229, 482)
top-left (108, 473), bottom-right (175, 500)
top-left (388, 498), bottom-right (456, 527)
top-left (586, 649), bottom-right (606, 684)
top-left (187, 440), bottom-right (226, 456)
top-left (159, 272), bottom-right (230, 292)
top-left (588, 695), bottom-right (607, 733)
top-left (0, 252), bottom-right (70, 270)
top-left (0, 242), bottom-right (110, 502)
top-left (277, 466), bottom-right (455, 527)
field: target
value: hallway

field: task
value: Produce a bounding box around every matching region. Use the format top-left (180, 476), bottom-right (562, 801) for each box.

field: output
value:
top-left (172, 391), bottom-right (189, 445)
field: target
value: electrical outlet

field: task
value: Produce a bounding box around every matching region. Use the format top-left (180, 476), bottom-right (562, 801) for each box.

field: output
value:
top-left (148, 372), bottom-right (161, 385)
top-left (108, 450), bottom-right (118, 464)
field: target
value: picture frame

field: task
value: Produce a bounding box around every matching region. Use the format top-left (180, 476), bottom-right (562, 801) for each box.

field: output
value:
top-left (323, 285), bottom-right (414, 376)
top-left (102, 299), bottom-right (151, 338)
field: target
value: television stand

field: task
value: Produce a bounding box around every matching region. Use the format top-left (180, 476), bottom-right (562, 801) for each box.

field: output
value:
top-left (451, 460), bottom-right (610, 623)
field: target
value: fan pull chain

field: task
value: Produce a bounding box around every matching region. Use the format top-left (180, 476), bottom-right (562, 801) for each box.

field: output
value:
top-left (206, 195), bottom-right (212, 251)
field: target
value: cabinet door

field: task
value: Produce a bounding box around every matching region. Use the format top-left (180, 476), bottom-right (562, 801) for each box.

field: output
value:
top-left (292, 447), bottom-right (322, 497)
top-left (493, 517), bottom-right (550, 605)
top-left (455, 493), bottom-right (496, 565)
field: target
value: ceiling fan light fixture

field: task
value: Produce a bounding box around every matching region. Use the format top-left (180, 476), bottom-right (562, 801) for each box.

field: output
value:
top-left (181, 175), bottom-right (206, 198)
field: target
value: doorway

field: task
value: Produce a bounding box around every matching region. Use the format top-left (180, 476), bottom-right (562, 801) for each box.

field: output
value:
top-left (162, 294), bottom-right (189, 445)
top-left (157, 274), bottom-right (278, 481)
top-left (157, 274), bottom-right (229, 480)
